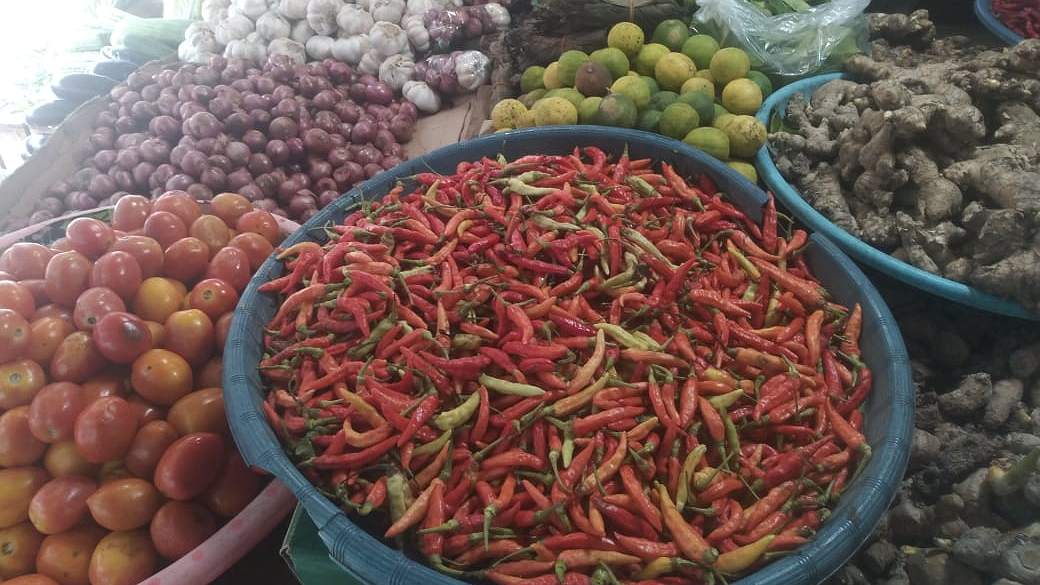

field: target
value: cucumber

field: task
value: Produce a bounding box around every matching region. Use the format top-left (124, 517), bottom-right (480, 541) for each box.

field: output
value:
top-left (25, 100), bottom-right (78, 127)
top-left (52, 74), bottom-right (118, 103)
top-left (93, 59), bottom-right (138, 81)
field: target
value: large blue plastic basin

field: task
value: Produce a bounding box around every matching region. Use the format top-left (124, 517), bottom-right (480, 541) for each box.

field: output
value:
top-left (225, 126), bottom-right (913, 585)
top-left (975, 0), bottom-right (1024, 45)
top-left (755, 74), bottom-right (1038, 320)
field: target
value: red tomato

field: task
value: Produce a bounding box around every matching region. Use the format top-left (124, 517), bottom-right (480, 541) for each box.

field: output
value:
top-left (0, 359), bottom-right (47, 410)
top-left (205, 247), bottom-right (251, 292)
top-left (189, 215), bottom-right (231, 258)
top-left (0, 407), bottom-right (47, 467)
top-left (89, 251), bottom-right (143, 301)
top-left (27, 475), bottom-right (97, 535)
top-left (142, 212), bottom-right (187, 249)
top-left (204, 450), bottom-right (261, 518)
top-left (33, 304), bottom-right (74, 327)
top-left (111, 195), bottom-right (152, 232)
top-left (187, 279), bottom-right (238, 320)
top-left (20, 279), bottom-right (50, 307)
top-left (162, 237), bottom-right (210, 283)
top-left (26, 317), bottom-right (72, 364)
top-left (92, 312), bottom-right (153, 364)
top-left (44, 251), bottom-right (93, 308)
top-left (73, 287), bottom-right (126, 331)
top-left (150, 501), bottom-right (217, 560)
top-left (73, 396), bottom-right (137, 463)
top-left (50, 239), bottom-right (72, 253)
top-left (109, 236), bottom-right (164, 278)
top-left (86, 478), bottom-right (162, 531)
top-left (209, 193), bottom-right (252, 227)
top-left (161, 309), bottom-right (214, 367)
top-left (130, 349), bottom-right (193, 405)
top-left (214, 313), bottom-right (233, 351)
top-left (65, 218), bottom-right (114, 260)
top-left (50, 332), bottom-right (106, 383)
top-left (154, 432), bottom-right (224, 500)
top-left (0, 243), bottom-right (54, 280)
top-left (197, 356), bottom-right (222, 388)
top-left (0, 281), bottom-right (37, 318)
top-left (126, 395), bottom-right (166, 426)
top-left (228, 231), bottom-right (274, 271)
top-left (153, 192), bottom-right (202, 227)
top-left (80, 371), bottom-right (128, 404)
top-left (124, 420), bottom-right (179, 480)
top-left (236, 209), bottom-right (281, 244)
top-left (0, 308), bottom-right (30, 362)
top-left (28, 382), bottom-right (87, 443)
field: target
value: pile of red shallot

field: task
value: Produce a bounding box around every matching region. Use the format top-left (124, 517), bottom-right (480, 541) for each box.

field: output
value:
top-left (11, 53), bottom-right (418, 232)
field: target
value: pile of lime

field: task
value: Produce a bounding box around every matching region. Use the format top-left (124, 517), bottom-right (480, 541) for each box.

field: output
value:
top-left (490, 20), bottom-right (772, 181)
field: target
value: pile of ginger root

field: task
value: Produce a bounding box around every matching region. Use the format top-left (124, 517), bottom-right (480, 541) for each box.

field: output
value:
top-left (769, 10), bottom-right (1040, 311)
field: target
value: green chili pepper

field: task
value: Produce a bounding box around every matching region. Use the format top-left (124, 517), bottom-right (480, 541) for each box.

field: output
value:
top-left (675, 444), bottom-right (707, 511)
top-left (413, 429), bottom-right (452, 457)
top-left (451, 333), bottom-right (482, 351)
top-left (632, 331), bottom-right (663, 352)
top-left (398, 265), bottom-right (433, 279)
top-left (532, 214), bottom-right (582, 232)
top-left (347, 315), bottom-right (397, 359)
top-left (386, 471), bottom-right (412, 524)
top-left (625, 175), bottom-right (657, 197)
top-left (595, 323), bottom-right (650, 350)
top-left (621, 227), bottom-right (678, 270)
top-left (505, 177), bottom-right (556, 197)
top-left (708, 389), bottom-right (746, 411)
top-left (727, 242), bottom-right (761, 279)
top-left (433, 391), bottom-right (481, 430)
top-left (602, 253), bottom-right (638, 289)
top-left (479, 374), bottom-right (546, 397)
top-left (724, 410), bottom-right (741, 469)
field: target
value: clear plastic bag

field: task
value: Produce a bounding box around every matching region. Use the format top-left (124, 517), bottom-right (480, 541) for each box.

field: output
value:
top-left (692, 0), bottom-right (870, 78)
top-left (424, 4), bottom-right (510, 52)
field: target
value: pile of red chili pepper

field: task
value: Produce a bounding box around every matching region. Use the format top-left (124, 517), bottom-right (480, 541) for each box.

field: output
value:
top-left (991, 0), bottom-right (1040, 38)
top-left (257, 148), bottom-right (873, 585)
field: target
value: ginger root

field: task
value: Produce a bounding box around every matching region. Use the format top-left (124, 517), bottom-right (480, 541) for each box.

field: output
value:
top-left (769, 12), bottom-right (1040, 310)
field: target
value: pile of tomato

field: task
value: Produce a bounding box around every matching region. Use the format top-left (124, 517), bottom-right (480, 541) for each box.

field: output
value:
top-left (0, 191), bottom-right (282, 585)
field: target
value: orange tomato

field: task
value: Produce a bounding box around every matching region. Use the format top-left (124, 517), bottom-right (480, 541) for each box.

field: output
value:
top-left (124, 420), bottom-right (179, 480)
top-left (0, 407), bottom-right (47, 467)
top-left (43, 441), bottom-right (100, 478)
top-left (87, 530), bottom-right (157, 585)
top-left (0, 521), bottom-right (45, 579)
top-left (189, 215), bottom-right (231, 258)
top-left (26, 316), bottom-right (75, 363)
top-left (0, 359), bottom-right (47, 410)
top-left (161, 309), bottom-right (214, 367)
top-left (0, 308), bottom-right (31, 363)
top-left (168, 387), bottom-right (227, 436)
top-left (0, 467), bottom-right (49, 528)
top-left (0, 281), bottom-right (36, 319)
top-left (86, 478), bottom-right (162, 531)
top-left (35, 524), bottom-right (106, 585)
top-left (130, 349), bottom-right (193, 405)
top-left (131, 277), bottom-right (186, 323)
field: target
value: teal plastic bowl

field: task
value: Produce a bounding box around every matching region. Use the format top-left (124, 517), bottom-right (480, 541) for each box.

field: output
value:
top-left (755, 74), bottom-right (1039, 320)
top-left (225, 126), bottom-right (913, 585)
top-left (975, 0), bottom-right (1024, 45)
